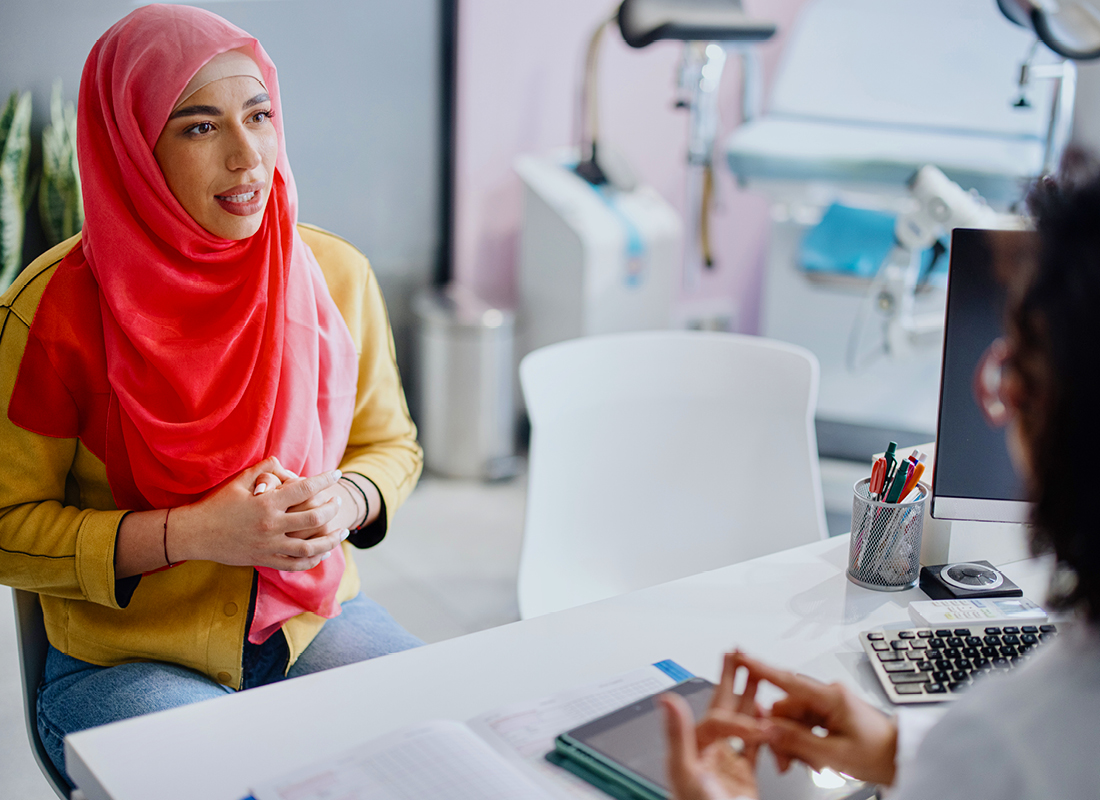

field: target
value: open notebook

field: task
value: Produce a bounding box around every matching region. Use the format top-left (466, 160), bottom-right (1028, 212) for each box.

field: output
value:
top-left (248, 660), bottom-right (692, 800)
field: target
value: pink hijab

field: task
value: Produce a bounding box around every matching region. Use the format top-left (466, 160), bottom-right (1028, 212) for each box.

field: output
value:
top-left (10, 4), bottom-right (358, 643)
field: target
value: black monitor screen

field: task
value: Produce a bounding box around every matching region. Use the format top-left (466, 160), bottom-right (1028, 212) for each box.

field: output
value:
top-left (932, 228), bottom-right (1029, 521)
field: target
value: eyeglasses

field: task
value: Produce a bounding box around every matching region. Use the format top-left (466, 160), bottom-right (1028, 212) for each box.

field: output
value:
top-left (972, 337), bottom-right (1014, 428)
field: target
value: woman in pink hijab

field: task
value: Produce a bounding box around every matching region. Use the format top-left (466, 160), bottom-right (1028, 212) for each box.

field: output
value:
top-left (0, 4), bottom-right (423, 785)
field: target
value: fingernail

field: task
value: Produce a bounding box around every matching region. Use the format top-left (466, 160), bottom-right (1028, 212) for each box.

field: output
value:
top-left (341, 529), bottom-right (350, 541)
top-left (253, 483), bottom-right (267, 496)
top-left (320, 551), bottom-right (331, 561)
top-left (335, 496), bottom-right (342, 506)
top-left (332, 469), bottom-right (342, 480)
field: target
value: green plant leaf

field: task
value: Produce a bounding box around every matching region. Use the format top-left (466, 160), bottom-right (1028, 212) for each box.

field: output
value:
top-left (39, 80), bottom-right (83, 247)
top-left (0, 90), bottom-right (32, 290)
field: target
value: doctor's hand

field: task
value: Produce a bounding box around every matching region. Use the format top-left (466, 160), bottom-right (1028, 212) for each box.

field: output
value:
top-left (739, 654), bottom-right (898, 787)
top-left (661, 651), bottom-right (766, 800)
top-left (171, 457), bottom-right (346, 571)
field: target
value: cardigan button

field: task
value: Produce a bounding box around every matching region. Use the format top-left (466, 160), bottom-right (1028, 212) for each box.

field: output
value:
top-left (223, 602), bottom-right (238, 617)
top-left (216, 672), bottom-right (232, 684)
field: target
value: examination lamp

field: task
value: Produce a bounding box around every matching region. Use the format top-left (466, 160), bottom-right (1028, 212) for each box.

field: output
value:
top-left (997, 0), bottom-right (1100, 60)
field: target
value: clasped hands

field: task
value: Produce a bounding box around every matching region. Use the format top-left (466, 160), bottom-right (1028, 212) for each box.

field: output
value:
top-left (659, 651), bottom-right (899, 800)
top-left (168, 455), bottom-right (358, 572)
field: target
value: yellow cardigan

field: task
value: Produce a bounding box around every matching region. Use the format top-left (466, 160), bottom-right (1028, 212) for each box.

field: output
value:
top-left (0, 225), bottom-right (422, 689)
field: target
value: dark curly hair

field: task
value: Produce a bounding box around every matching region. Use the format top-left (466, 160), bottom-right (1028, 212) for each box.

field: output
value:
top-left (1004, 150), bottom-right (1100, 623)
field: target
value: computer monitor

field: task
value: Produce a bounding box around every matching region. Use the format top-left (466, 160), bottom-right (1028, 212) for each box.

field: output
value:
top-left (931, 227), bottom-right (1032, 524)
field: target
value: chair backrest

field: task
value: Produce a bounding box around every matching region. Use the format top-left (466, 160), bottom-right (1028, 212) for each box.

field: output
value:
top-left (13, 588), bottom-right (70, 798)
top-left (517, 331), bottom-right (828, 618)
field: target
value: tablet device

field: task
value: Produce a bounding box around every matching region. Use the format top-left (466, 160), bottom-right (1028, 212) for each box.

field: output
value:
top-left (553, 677), bottom-right (716, 800)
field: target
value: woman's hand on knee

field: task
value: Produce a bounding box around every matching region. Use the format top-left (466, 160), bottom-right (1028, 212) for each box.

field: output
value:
top-left (170, 458), bottom-right (346, 571)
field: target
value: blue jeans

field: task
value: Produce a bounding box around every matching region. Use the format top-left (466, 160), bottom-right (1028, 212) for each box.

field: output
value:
top-left (37, 593), bottom-right (422, 787)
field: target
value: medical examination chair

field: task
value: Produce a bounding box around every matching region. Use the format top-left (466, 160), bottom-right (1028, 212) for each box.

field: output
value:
top-left (725, 0), bottom-right (1070, 457)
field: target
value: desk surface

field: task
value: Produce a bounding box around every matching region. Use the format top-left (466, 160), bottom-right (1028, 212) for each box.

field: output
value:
top-left (66, 536), bottom-right (1051, 800)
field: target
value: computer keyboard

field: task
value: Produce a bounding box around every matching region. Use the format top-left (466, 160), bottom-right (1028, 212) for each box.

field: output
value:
top-left (859, 623), bottom-right (1058, 704)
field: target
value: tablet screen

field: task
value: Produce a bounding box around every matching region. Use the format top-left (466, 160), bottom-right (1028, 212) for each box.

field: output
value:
top-left (563, 678), bottom-right (715, 791)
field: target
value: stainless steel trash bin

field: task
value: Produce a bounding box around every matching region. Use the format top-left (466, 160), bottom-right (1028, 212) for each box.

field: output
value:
top-left (413, 285), bottom-right (518, 480)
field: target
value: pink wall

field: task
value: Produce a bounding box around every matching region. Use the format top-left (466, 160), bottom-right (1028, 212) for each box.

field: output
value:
top-left (453, 0), bottom-right (811, 332)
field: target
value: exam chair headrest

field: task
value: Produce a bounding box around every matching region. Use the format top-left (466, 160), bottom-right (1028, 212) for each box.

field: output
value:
top-left (617, 0), bottom-right (777, 49)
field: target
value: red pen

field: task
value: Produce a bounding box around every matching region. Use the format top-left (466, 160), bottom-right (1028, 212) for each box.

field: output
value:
top-left (869, 457), bottom-right (887, 500)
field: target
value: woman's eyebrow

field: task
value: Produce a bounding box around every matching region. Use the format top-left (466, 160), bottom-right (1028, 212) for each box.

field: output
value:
top-left (243, 92), bottom-right (270, 109)
top-left (169, 103), bottom-right (221, 120)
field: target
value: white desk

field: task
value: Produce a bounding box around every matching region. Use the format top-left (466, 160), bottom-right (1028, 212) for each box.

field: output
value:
top-left (65, 536), bottom-right (1051, 800)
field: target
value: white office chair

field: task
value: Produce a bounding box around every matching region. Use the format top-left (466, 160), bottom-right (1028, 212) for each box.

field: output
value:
top-left (13, 588), bottom-right (71, 798)
top-left (517, 330), bottom-right (828, 619)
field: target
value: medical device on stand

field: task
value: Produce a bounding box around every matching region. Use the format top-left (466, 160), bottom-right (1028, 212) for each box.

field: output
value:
top-left (852, 166), bottom-right (1023, 369)
top-left (724, 0), bottom-right (1073, 457)
top-left (515, 1), bottom-right (775, 359)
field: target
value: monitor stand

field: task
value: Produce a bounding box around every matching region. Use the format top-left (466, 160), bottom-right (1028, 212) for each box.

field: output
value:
top-left (921, 514), bottom-right (1031, 566)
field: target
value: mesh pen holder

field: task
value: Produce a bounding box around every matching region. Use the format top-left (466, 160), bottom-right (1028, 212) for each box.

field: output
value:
top-left (847, 478), bottom-right (929, 591)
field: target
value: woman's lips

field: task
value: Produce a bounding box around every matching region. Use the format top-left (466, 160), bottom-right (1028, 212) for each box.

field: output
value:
top-left (214, 183), bottom-right (265, 216)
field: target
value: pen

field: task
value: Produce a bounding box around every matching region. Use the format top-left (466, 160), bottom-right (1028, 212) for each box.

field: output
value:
top-left (869, 457), bottom-right (887, 500)
top-left (883, 442), bottom-right (898, 489)
top-left (885, 461), bottom-right (911, 503)
top-left (900, 454), bottom-right (926, 500)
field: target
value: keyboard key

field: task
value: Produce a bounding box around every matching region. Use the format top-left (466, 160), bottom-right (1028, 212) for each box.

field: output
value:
top-left (925, 683), bottom-right (947, 694)
top-left (949, 669), bottom-right (968, 682)
top-left (953, 628), bottom-right (970, 636)
top-left (980, 646), bottom-right (998, 657)
top-left (992, 657), bottom-right (1009, 668)
top-left (1021, 626), bottom-right (1038, 634)
top-left (999, 646), bottom-right (1018, 658)
top-left (871, 642), bottom-right (889, 651)
top-left (929, 639), bottom-right (946, 650)
top-left (868, 632), bottom-right (885, 641)
top-left (946, 637), bottom-right (963, 648)
top-left (907, 651), bottom-right (926, 661)
top-left (1002, 626), bottom-right (1020, 635)
top-left (890, 672), bottom-right (931, 684)
top-left (918, 662), bottom-right (935, 671)
top-left (1040, 624), bottom-right (1057, 633)
top-left (931, 670), bottom-right (950, 682)
top-left (983, 635), bottom-right (1001, 645)
top-left (965, 636), bottom-right (982, 647)
top-left (891, 641), bottom-right (909, 650)
top-left (1002, 634), bottom-right (1020, 645)
top-left (935, 629), bottom-right (953, 637)
top-left (884, 661), bottom-right (916, 673)
top-left (898, 631), bottom-right (916, 639)
top-left (878, 652), bottom-right (905, 662)
top-left (910, 640), bottom-right (929, 650)
top-left (962, 647), bottom-right (978, 659)
top-left (948, 681), bottom-right (969, 692)
top-left (896, 684), bottom-right (925, 695)
top-left (985, 626), bottom-right (1002, 635)
top-left (973, 658), bottom-right (990, 669)
top-left (917, 630), bottom-right (934, 638)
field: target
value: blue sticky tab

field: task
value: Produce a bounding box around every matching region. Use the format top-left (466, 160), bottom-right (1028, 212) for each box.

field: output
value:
top-left (653, 659), bottom-right (694, 682)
